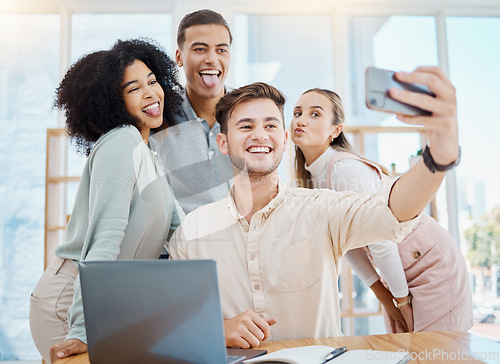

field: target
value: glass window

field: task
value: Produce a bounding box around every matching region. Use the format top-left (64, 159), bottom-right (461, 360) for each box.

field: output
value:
top-left (0, 14), bottom-right (60, 360)
top-left (71, 14), bottom-right (173, 62)
top-left (347, 16), bottom-right (438, 124)
top-left (447, 16), bottom-right (500, 334)
top-left (233, 14), bottom-right (334, 125)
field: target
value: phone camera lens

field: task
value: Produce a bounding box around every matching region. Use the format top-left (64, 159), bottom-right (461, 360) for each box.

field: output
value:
top-left (369, 98), bottom-right (377, 106)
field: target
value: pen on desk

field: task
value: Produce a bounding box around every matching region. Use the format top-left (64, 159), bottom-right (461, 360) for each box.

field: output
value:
top-left (321, 346), bottom-right (347, 363)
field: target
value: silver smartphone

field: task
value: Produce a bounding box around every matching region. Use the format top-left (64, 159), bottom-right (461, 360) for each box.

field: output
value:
top-left (365, 66), bottom-right (434, 116)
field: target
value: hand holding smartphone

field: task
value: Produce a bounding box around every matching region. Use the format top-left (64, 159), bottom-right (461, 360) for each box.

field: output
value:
top-left (365, 66), bottom-right (435, 116)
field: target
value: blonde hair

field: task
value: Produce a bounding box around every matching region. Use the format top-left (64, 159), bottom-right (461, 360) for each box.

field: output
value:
top-left (294, 88), bottom-right (391, 188)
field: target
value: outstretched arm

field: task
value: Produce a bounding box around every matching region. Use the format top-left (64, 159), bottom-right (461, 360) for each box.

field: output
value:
top-left (388, 67), bottom-right (459, 221)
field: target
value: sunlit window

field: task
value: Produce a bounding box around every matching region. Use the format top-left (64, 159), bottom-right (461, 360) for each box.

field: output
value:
top-left (71, 13), bottom-right (173, 62)
top-left (347, 16), bottom-right (437, 166)
top-left (0, 14), bottom-right (60, 360)
top-left (233, 14), bottom-right (335, 125)
top-left (447, 16), bottom-right (500, 338)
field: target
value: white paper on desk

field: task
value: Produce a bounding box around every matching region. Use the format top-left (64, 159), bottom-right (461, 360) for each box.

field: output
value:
top-left (243, 345), bottom-right (410, 364)
top-left (333, 350), bottom-right (410, 364)
top-left (243, 345), bottom-right (335, 364)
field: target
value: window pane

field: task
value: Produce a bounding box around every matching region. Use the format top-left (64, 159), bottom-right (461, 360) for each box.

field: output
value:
top-left (0, 14), bottom-right (59, 360)
top-left (346, 15), bottom-right (437, 158)
top-left (71, 13), bottom-right (173, 62)
top-left (448, 16), bottom-right (500, 335)
top-left (233, 14), bottom-right (335, 126)
top-left (348, 16), bottom-right (438, 124)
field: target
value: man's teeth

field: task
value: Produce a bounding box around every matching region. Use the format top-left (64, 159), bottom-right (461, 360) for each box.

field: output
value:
top-left (248, 146), bottom-right (270, 153)
top-left (200, 70), bottom-right (220, 75)
top-left (142, 102), bottom-right (159, 112)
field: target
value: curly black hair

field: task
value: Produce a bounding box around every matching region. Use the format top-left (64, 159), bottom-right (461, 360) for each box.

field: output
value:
top-left (55, 38), bottom-right (183, 155)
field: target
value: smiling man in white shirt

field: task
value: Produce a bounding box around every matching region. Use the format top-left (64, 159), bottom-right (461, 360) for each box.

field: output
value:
top-left (169, 69), bottom-right (460, 348)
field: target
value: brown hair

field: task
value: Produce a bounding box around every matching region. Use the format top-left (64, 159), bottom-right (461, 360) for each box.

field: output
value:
top-left (215, 82), bottom-right (286, 134)
top-left (294, 88), bottom-right (390, 188)
top-left (177, 9), bottom-right (233, 49)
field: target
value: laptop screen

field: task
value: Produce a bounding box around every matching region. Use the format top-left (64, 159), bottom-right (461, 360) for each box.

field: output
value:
top-left (80, 260), bottom-right (228, 364)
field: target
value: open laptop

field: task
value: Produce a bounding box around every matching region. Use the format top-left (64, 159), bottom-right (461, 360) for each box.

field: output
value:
top-left (79, 260), bottom-right (266, 364)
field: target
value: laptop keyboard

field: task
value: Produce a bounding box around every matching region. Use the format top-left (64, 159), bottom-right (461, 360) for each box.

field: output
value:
top-left (227, 355), bottom-right (245, 364)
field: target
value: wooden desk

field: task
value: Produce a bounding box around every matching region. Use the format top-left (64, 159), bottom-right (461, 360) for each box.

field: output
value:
top-left (55, 331), bottom-right (500, 364)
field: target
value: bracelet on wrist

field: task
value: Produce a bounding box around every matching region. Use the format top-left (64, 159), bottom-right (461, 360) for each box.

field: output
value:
top-left (422, 145), bottom-right (461, 173)
top-left (393, 295), bottom-right (412, 308)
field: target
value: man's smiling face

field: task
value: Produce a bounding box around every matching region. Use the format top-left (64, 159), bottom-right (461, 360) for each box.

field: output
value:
top-left (175, 24), bottom-right (231, 101)
top-left (217, 98), bottom-right (288, 178)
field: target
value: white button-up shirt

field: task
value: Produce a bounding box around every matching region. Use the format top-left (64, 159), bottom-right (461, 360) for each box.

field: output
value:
top-left (169, 180), bottom-right (418, 340)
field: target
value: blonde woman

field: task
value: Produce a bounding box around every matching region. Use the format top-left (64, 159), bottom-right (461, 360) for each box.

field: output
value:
top-left (291, 88), bottom-right (473, 333)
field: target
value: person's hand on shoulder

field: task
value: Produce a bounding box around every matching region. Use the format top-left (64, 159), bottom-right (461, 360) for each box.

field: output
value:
top-left (50, 338), bottom-right (87, 363)
top-left (390, 66), bottom-right (459, 166)
top-left (224, 310), bottom-right (277, 348)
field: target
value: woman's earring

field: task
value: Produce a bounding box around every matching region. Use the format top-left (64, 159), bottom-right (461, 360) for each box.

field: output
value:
top-left (331, 136), bottom-right (335, 142)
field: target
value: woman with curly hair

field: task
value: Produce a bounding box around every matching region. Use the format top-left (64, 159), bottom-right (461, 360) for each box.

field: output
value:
top-left (30, 38), bottom-right (185, 362)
